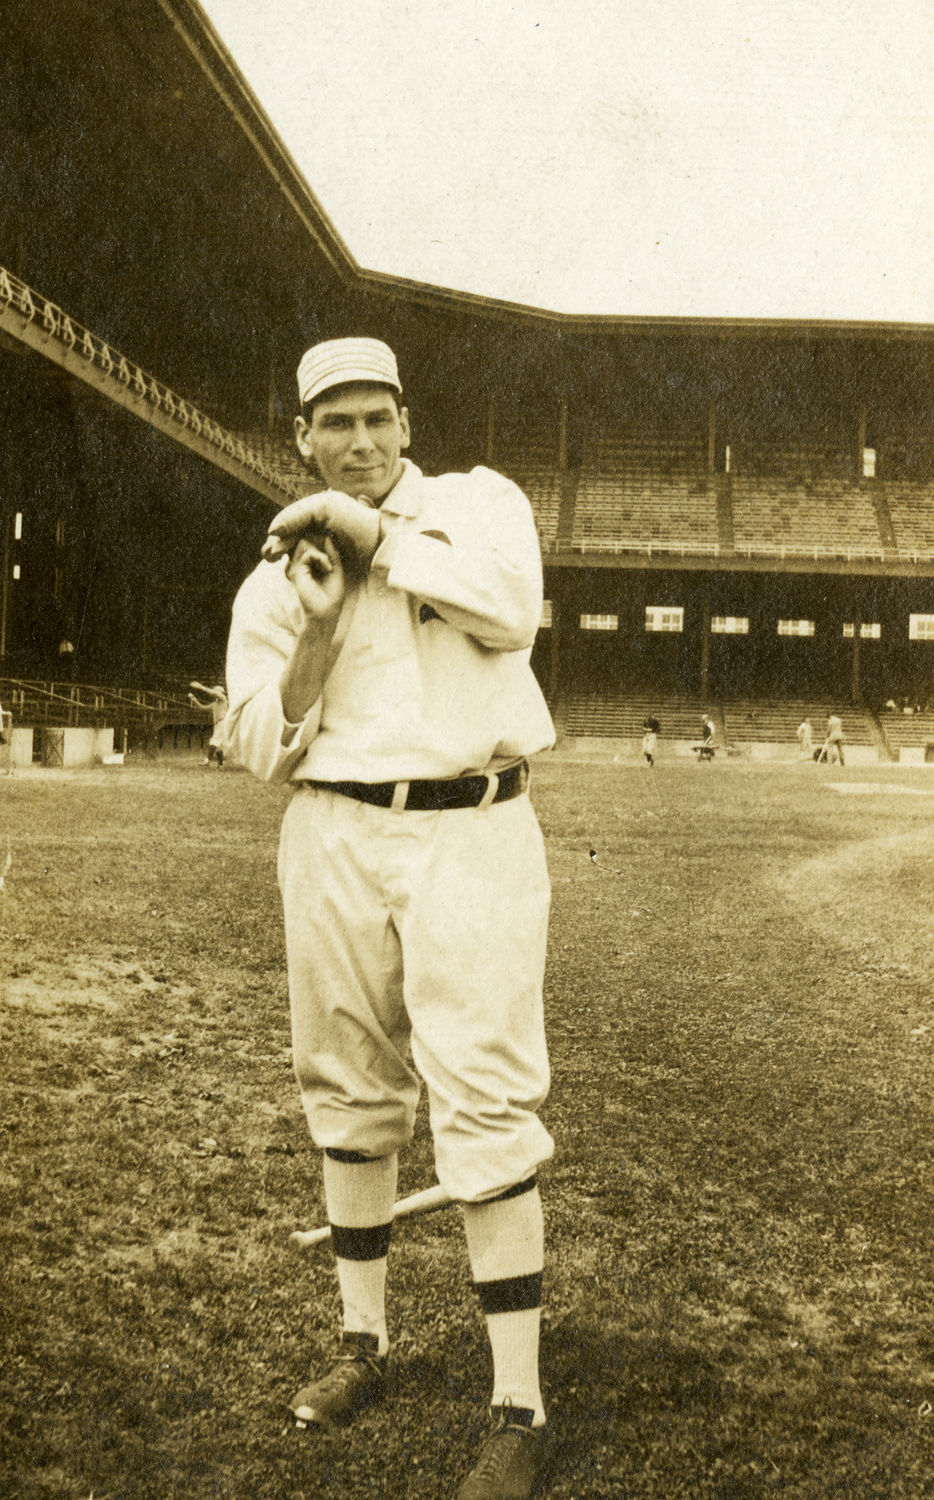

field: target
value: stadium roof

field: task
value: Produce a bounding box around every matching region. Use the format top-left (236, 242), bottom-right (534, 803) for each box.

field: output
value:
top-left (197, 0), bottom-right (934, 329)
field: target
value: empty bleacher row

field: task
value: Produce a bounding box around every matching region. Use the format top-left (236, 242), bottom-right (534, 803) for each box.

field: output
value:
top-left (877, 708), bottom-right (934, 757)
top-left (0, 677), bottom-right (203, 734)
top-left (564, 692), bottom-right (719, 741)
top-left (731, 477), bottom-right (884, 559)
top-left (884, 482), bottom-right (934, 560)
top-left (229, 432), bottom-right (309, 495)
top-left (226, 427), bottom-right (934, 565)
top-left (495, 442), bottom-right (563, 547)
top-left (573, 434), bottom-right (717, 555)
top-left (719, 698), bottom-right (873, 747)
top-left (726, 439), bottom-right (853, 482)
top-left (563, 689), bottom-right (879, 752)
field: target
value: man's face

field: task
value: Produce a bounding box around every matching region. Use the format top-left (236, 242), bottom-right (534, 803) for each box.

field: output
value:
top-left (294, 384), bottom-right (410, 504)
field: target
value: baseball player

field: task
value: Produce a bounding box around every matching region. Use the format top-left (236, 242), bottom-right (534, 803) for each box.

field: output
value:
top-left (641, 714), bottom-right (660, 766)
top-left (825, 712), bottom-right (845, 765)
top-left (224, 338), bottom-right (557, 1499)
top-left (187, 681), bottom-right (228, 765)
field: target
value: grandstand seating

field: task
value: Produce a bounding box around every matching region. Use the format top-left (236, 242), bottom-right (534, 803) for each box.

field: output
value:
top-left (563, 688), bottom-right (877, 750)
top-left (573, 433), bottom-right (718, 554)
top-left (495, 440), bottom-right (563, 548)
top-left (564, 690), bottom-right (720, 741)
top-left (230, 431), bottom-right (310, 494)
top-left (726, 440), bottom-right (852, 481)
top-left (0, 677), bottom-right (200, 732)
top-left (877, 708), bottom-right (934, 756)
top-left (731, 477), bottom-right (884, 559)
top-left (720, 698), bottom-right (874, 747)
top-left (883, 482), bottom-right (934, 560)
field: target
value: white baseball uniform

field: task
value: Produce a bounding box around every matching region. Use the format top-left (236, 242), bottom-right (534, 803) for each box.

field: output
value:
top-left (225, 459), bottom-right (556, 1201)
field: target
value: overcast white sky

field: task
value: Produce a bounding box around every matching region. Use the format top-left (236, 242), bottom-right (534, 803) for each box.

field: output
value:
top-left (199, 0), bottom-right (934, 323)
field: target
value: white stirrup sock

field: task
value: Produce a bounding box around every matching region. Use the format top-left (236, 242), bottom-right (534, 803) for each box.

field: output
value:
top-left (323, 1152), bottom-right (398, 1357)
top-left (463, 1185), bottom-right (546, 1425)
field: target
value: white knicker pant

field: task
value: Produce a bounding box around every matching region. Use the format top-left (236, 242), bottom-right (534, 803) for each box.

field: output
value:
top-left (278, 784), bottom-right (554, 1202)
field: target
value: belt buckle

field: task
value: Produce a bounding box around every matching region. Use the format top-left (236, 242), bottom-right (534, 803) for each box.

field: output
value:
top-left (390, 780), bottom-right (410, 813)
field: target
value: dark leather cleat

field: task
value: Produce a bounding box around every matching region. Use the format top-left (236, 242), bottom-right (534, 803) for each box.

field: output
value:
top-left (457, 1404), bottom-right (554, 1499)
top-left (290, 1331), bottom-right (387, 1427)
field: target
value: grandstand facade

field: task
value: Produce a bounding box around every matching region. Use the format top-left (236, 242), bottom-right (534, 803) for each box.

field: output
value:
top-left (2, 0), bottom-right (933, 747)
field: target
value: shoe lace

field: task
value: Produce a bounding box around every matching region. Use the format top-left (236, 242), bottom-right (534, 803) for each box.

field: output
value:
top-left (469, 1400), bottom-right (535, 1482)
top-left (316, 1342), bottom-right (383, 1393)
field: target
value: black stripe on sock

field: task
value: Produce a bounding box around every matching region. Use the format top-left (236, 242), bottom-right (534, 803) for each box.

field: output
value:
top-left (324, 1147), bottom-right (379, 1164)
top-left (484, 1175), bottom-right (537, 1204)
top-left (330, 1221), bottom-right (393, 1262)
top-left (475, 1270), bottom-right (543, 1316)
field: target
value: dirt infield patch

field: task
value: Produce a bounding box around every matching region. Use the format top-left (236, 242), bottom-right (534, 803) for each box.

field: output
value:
top-left (827, 779), bottom-right (934, 795)
top-left (776, 824), bottom-right (934, 976)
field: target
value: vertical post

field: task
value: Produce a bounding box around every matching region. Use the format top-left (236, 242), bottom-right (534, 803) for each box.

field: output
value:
top-left (549, 596), bottom-right (561, 706)
top-left (856, 404), bottom-right (867, 481)
top-left (0, 451), bottom-right (10, 660)
top-left (267, 356), bottom-right (277, 434)
top-left (851, 623), bottom-right (861, 702)
top-left (486, 394), bottom-right (495, 467)
top-left (140, 517), bottom-right (152, 681)
top-left (700, 593), bottom-right (710, 700)
top-left (707, 400), bottom-right (717, 475)
top-left (558, 397), bottom-right (568, 470)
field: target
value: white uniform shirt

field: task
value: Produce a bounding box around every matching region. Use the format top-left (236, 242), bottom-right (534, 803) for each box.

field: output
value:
top-left (225, 460), bottom-right (556, 783)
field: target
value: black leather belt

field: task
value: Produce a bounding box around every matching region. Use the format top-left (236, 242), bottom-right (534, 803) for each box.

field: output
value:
top-left (307, 759), bottom-right (528, 811)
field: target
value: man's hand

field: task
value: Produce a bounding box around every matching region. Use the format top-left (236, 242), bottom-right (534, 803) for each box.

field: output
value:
top-left (262, 490), bottom-right (381, 575)
top-left (284, 534), bottom-right (346, 621)
top-left (278, 534), bottom-right (347, 724)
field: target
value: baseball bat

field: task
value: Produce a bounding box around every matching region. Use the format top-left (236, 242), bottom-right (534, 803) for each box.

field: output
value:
top-left (290, 1183), bottom-right (452, 1251)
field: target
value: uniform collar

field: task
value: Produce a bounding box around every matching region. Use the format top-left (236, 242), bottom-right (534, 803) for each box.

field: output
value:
top-left (378, 458), bottom-right (422, 518)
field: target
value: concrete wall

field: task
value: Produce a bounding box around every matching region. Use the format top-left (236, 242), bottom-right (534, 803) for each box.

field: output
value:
top-left (39, 727), bottom-right (114, 767)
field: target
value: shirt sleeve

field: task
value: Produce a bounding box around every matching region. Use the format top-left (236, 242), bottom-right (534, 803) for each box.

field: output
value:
top-left (223, 562), bottom-right (322, 782)
top-left (373, 467), bottom-right (543, 652)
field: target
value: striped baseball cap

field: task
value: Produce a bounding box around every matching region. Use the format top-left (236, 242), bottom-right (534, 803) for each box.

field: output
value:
top-left (297, 338), bottom-right (402, 407)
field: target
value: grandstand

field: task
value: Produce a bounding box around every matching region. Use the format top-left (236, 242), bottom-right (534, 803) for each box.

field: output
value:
top-left (730, 477), bottom-right (885, 562)
top-left (1, 0), bottom-right (934, 762)
top-left (573, 432), bottom-right (718, 555)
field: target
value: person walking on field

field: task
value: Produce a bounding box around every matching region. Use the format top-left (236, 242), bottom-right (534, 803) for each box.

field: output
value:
top-left (641, 714), bottom-right (660, 766)
top-left (796, 717), bottom-right (813, 759)
top-left (224, 338), bottom-right (556, 1500)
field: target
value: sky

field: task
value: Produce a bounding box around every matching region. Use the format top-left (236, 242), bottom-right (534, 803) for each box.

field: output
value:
top-left (199, 0), bottom-right (934, 323)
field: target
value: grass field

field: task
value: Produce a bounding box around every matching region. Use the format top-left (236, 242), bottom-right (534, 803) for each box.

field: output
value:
top-left (1, 754), bottom-right (933, 1499)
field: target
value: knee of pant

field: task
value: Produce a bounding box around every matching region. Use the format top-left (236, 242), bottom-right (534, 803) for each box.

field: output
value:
top-left (434, 1119), bottom-right (554, 1203)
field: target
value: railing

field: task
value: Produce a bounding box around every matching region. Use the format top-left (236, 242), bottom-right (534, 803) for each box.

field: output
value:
top-left (0, 264), bottom-right (302, 500)
top-left (0, 676), bottom-right (196, 726)
top-left (732, 541), bottom-right (887, 562)
top-left (545, 535), bottom-right (893, 562)
top-left (552, 537), bottom-right (723, 558)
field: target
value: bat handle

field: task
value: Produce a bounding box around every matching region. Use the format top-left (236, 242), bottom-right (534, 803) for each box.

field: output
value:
top-left (289, 1225), bottom-right (332, 1250)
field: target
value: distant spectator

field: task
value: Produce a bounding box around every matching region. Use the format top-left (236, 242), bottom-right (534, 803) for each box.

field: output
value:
top-left (692, 711), bottom-right (716, 762)
top-left (820, 712), bottom-right (845, 766)
top-left (188, 682), bottom-right (228, 766)
top-left (796, 718), bottom-right (813, 759)
top-left (641, 715), bottom-right (660, 766)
